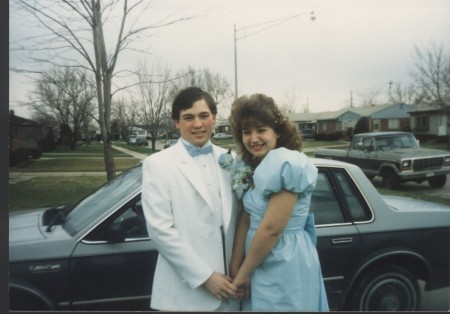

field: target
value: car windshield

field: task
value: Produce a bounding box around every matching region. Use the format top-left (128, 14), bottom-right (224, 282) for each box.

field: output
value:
top-left (63, 163), bottom-right (143, 236)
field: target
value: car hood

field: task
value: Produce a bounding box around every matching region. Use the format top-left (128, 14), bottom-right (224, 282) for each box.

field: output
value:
top-left (9, 207), bottom-right (76, 262)
top-left (386, 147), bottom-right (450, 158)
top-left (9, 208), bottom-right (48, 243)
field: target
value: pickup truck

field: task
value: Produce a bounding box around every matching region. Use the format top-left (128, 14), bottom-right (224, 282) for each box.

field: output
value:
top-left (315, 131), bottom-right (450, 189)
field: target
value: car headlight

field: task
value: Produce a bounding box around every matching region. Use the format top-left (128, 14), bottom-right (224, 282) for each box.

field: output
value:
top-left (444, 156), bottom-right (450, 165)
top-left (401, 160), bottom-right (412, 168)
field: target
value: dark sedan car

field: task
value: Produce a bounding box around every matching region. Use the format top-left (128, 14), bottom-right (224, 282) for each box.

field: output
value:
top-left (9, 159), bottom-right (450, 311)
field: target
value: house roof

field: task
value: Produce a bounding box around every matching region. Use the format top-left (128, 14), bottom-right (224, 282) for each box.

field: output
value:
top-left (408, 104), bottom-right (450, 114)
top-left (290, 103), bottom-right (413, 123)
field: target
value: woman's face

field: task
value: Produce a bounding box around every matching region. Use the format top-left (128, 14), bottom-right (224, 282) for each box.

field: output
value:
top-left (242, 123), bottom-right (278, 159)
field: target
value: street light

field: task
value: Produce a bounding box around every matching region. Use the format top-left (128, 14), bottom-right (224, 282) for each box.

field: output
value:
top-left (233, 11), bottom-right (315, 99)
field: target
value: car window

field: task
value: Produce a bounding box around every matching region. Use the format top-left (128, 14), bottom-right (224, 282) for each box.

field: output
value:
top-left (64, 165), bottom-right (143, 236)
top-left (84, 198), bottom-right (148, 242)
top-left (310, 171), bottom-right (345, 225)
top-left (333, 170), bottom-right (371, 222)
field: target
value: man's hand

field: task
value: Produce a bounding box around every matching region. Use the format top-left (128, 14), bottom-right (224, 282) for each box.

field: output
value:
top-left (203, 272), bottom-right (237, 300)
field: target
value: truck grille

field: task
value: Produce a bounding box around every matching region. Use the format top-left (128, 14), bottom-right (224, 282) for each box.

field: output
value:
top-left (413, 157), bottom-right (444, 171)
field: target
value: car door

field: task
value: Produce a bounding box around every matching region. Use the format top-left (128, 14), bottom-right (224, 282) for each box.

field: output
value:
top-left (68, 196), bottom-right (158, 311)
top-left (312, 168), bottom-right (370, 310)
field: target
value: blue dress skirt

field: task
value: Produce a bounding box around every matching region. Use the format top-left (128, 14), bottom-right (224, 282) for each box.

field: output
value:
top-left (241, 148), bottom-right (329, 311)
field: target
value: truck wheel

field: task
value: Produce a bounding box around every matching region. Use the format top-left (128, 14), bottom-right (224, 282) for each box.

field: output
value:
top-left (428, 175), bottom-right (447, 188)
top-left (349, 265), bottom-right (420, 311)
top-left (381, 169), bottom-right (400, 189)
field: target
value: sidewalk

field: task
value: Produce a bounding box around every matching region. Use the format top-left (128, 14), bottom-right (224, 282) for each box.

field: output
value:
top-left (9, 145), bottom-right (147, 184)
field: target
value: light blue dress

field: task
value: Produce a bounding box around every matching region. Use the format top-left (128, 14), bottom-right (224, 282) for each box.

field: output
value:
top-left (242, 147), bottom-right (329, 311)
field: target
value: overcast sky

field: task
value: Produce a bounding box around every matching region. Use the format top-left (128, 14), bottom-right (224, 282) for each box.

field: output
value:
top-left (9, 0), bottom-right (450, 118)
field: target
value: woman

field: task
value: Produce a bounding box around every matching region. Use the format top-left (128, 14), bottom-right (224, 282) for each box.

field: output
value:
top-left (229, 93), bottom-right (329, 311)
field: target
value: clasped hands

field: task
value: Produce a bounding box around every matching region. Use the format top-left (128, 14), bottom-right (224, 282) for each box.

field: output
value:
top-left (204, 272), bottom-right (250, 301)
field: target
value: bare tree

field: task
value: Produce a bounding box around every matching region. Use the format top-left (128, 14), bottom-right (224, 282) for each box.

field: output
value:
top-left (137, 62), bottom-right (173, 151)
top-left (355, 87), bottom-right (383, 107)
top-left (280, 88), bottom-right (300, 114)
top-left (412, 43), bottom-right (450, 107)
top-left (111, 97), bottom-right (140, 142)
top-left (412, 42), bottom-right (450, 148)
top-left (32, 67), bottom-right (96, 149)
top-left (12, 0), bottom-right (193, 180)
top-left (389, 82), bottom-right (420, 105)
top-left (173, 67), bottom-right (234, 119)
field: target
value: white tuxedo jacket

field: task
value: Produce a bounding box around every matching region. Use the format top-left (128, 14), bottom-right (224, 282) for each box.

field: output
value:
top-left (141, 141), bottom-right (237, 311)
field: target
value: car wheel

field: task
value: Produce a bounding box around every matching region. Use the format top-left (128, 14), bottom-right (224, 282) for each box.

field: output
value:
top-left (10, 291), bottom-right (50, 310)
top-left (349, 265), bottom-right (420, 311)
top-left (428, 175), bottom-right (447, 188)
top-left (381, 169), bottom-right (400, 189)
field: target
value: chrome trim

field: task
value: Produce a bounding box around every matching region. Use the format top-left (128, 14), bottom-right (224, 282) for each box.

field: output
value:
top-left (323, 276), bottom-right (344, 282)
top-left (316, 222), bottom-right (353, 228)
top-left (71, 294), bottom-right (150, 306)
top-left (81, 236), bottom-right (150, 245)
top-left (332, 237), bottom-right (353, 244)
top-left (314, 165), bottom-right (375, 224)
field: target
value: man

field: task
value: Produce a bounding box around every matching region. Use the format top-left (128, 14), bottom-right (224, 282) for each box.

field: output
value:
top-left (141, 87), bottom-right (239, 311)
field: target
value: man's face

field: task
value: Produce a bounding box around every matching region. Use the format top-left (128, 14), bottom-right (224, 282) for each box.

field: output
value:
top-left (175, 99), bottom-right (216, 147)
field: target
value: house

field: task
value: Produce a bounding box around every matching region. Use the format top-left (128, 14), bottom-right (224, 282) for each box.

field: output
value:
top-left (9, 110), bottom-right (47, 165)
top-left (350, 103), bottom-right (413, 133)
top-left (289, 103), bottom-right (414, 140)
top-left (409, 105), bottom-right (450, 141)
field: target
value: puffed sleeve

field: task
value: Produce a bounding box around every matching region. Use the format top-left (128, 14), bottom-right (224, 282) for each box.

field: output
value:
top-left (253, 148), bottom-right (318, 197)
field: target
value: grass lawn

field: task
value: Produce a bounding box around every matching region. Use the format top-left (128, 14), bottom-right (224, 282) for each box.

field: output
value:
top-left (10, 158), bottom-right (140, 172)
top-left (9, 176), bottom-right (107, 211)
top-left (8, 139), bottom-right (449, 212)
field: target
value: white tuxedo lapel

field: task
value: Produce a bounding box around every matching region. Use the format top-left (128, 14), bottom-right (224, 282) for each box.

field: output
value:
top-left (213, 147), bottom-right (234, 232)
top-left (174, 142), bottom-right (214, 211)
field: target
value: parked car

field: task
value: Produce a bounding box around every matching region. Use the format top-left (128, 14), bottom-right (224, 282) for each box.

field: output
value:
top-left (127, 135), bottom-right (137, 144)
top-left (127, 135), bottom-right (148, 146)
top-left (9, 158), bottom-right (450, 311)
top-left (135, 137), bottom-right (148, 146)
top-left (213, 133), bottom-right (233, 140)
top-left (315, 132), bottom-right (450, 189)
top-left (163, 139), bottom-right (178, 149)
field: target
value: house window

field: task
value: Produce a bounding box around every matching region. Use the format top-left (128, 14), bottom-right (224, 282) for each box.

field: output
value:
top-left (415, 115), bottom-right (429, 131)
top-left (388, 119), bottom-right (399, 130)
top-left (372, 119), bottom-right (380, 131)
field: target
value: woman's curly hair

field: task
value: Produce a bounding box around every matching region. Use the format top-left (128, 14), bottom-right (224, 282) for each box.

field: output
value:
top-left (229, 93), bottom-right (302, 168)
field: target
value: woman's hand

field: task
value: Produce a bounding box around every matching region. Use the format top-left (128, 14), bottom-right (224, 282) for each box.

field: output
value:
top-left (232, 273), bottom-right (250, 300)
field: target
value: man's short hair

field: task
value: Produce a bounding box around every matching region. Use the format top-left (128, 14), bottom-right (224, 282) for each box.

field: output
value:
top-left (172, 87), bottom-right (217, 120)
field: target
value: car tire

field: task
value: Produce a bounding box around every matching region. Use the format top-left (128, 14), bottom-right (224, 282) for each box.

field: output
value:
top-left (349, 265), bottom-right (420, 311)
top-left (10, 291), bottom-right (49, 310)
top-left (381, 168), bottom-right (400, 189)
top-left (428, 175), bottom-right (447, 188)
